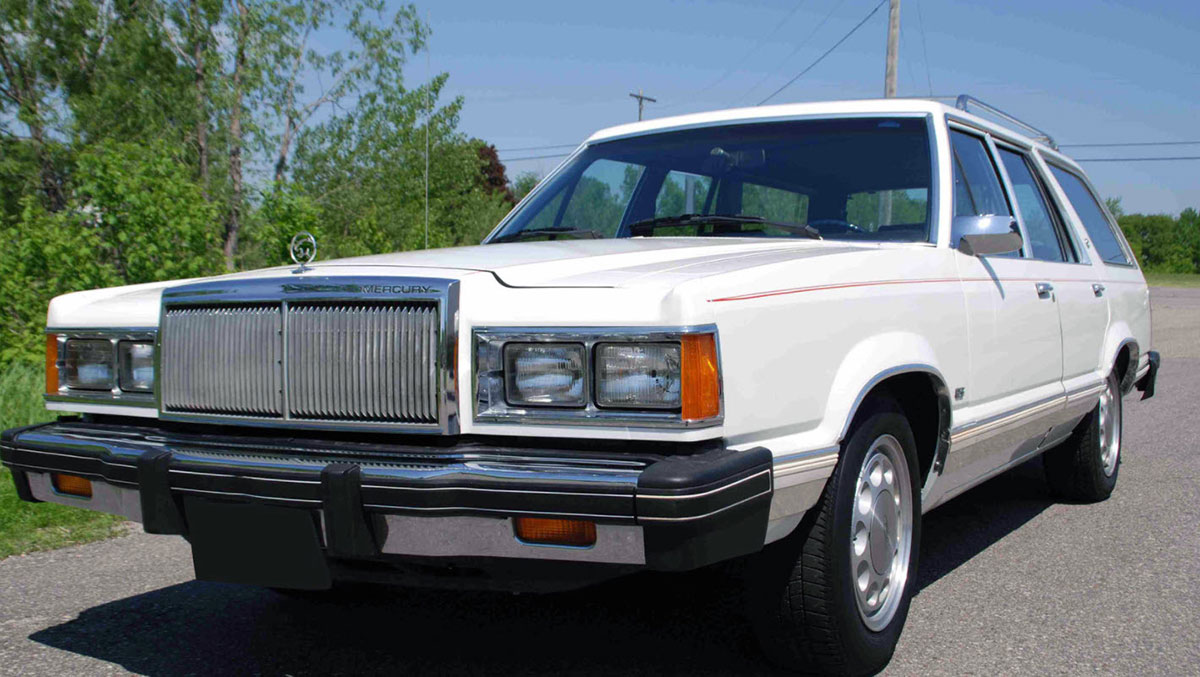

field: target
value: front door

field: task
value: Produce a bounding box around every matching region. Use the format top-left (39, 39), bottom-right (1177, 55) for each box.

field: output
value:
top-left (943, 128), bottom-right (1065, 492)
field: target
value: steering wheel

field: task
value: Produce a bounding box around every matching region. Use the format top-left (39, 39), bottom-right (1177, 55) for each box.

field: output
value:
top-left (807, 219), bottom-right (864, 235)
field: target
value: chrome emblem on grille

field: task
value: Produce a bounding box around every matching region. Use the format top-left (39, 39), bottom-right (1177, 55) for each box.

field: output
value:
top-left (289, 231), bottom-right (317, 273)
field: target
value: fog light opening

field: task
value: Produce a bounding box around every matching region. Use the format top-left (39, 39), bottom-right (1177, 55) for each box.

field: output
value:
top-left (52, 473), bottom-right (93, 498)
top-left (513, 517), bottom-right (597, 548)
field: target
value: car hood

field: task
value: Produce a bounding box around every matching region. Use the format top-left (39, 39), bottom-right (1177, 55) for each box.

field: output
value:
top-left (306, 237), bottom-right (870, 288)
top-left (47, 238), bottom-right (883, 327)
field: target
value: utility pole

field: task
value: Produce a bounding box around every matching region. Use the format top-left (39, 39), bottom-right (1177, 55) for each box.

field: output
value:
top-left (629, 89), bottom-right (656, 121)
top-left (884, 0), bottom-right (900, 98)
top-left (879, 0), bottom-right (900, 226)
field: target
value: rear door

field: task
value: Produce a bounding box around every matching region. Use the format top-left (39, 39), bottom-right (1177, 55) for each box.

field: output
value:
top-left (994, 145), bottom-right (1108, 397)
top-left (1042, 161), bottom-right (1152, 380)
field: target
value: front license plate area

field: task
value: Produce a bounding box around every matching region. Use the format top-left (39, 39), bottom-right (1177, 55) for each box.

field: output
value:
top-left (185, 498), bottom-right (332, 590)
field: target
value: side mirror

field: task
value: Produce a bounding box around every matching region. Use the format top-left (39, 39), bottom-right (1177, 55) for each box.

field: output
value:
top-left (953, 215), bottom-right (1023, 256)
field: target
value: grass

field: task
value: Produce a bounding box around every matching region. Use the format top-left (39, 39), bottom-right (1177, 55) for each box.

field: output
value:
top-left (1144, 272), bottom-right (1200, 288)
top-left (0, 363), bottom-right (127, 560)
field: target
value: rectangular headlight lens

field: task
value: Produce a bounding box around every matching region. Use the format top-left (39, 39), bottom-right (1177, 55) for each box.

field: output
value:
top-left (118, 341), bottom-right (155, 393)
top-left (62, 339), bottom-right (114, 390)
top-left (504, 343), bottom-right (586, 407)
top-left (595, 343), bottom-right (681, 409)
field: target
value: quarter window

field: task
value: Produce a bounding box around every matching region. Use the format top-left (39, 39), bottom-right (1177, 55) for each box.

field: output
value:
top-left (950, 130), bottom-right (1011, 218)
top-left (1048, 165), bottom-right (1132, 265)
top-left (997, 148), bottom-right (1067, 262)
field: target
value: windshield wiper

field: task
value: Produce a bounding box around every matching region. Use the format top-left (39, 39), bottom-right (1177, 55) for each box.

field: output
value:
top-left (627, 214), bottom-right (821, 240)
top-left (492, 227), bottom-right (604, 243)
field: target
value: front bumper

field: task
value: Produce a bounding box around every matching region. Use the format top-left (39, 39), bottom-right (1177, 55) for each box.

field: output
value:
top-left (1, 419), bottom-right (772, 588)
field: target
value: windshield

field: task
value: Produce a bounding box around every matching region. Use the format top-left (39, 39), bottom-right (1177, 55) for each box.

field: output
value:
top-left (488, 117), bottom-right (932, 244)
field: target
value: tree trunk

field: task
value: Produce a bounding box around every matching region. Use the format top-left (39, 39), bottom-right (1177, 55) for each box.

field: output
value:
top-left (273, 118), bottom-right (295, 187)
top-left (225, 0), bottom-right (249, 271)
top-left (190, 0), bottom-right (209, 197)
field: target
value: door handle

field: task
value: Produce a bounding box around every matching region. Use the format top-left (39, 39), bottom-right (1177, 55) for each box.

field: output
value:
top-left (1092, 283), bottom-right (1106, 297)
top-left (1035, 282), bottom-right (1054, 299)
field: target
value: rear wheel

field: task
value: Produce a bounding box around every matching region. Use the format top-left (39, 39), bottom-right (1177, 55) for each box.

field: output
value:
top-left (1044, 371), bottom-right (1122, 502)
top-left (746, 397), bottom-right (921, 675)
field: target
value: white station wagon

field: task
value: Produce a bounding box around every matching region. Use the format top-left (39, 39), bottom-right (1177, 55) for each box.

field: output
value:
top-left (2, 96), bottom-right (1160, 674)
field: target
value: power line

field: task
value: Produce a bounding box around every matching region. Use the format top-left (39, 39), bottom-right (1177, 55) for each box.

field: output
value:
top-left (1060, 140), bottom-right (1200, 148)
top-left (659, 0), bottom-right (809, 109)
top-left (1076, 156), bottom-right (1200, 162)
top-left (496, 143), bottom-right (577, 153)
top-left (737, 0), bottom-right (849, 105)
top-left (758, 0), bottom-right (888, 105)
top-left (503, 152), bottom-right (572, 162)
top-left (914, 0), bottom-right (933, 96)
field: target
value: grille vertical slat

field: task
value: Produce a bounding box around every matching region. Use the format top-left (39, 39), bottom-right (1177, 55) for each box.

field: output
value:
top-left (163, 306), bottom-right (283, 416)
top-left (162, 301), bottom-right (439, 425)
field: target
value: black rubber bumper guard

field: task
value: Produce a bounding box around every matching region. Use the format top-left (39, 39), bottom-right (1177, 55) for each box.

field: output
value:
top-left (1136, 350), bottom-right (1160, 400)
top-left (1, 422), bottom-right (773, 571)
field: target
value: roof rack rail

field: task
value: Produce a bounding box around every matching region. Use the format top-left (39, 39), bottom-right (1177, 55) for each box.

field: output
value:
top-left (954, 95), bottom-right (1057, 150)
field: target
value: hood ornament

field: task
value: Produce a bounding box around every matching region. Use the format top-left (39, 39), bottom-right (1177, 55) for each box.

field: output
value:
top-left (289, 231), bottom-right (317, 274)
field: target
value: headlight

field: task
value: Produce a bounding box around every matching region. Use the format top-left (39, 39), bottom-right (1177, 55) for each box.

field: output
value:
top-left (595, 343), bottom-right (680, 409)
top-left (118, 341), bottom-right (155, 393)
top-left (61, 339), bottom-right (115, 390)
top-left (474, 327), bottom-right (722, 427)
top-left (503, 343), bottom-right (585, 407)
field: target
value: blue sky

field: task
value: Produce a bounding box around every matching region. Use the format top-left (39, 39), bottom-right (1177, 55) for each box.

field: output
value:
top-left (403, 0), bottom-right (1198, 215)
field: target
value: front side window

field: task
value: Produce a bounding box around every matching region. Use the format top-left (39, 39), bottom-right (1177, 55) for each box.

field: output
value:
top-left (490, 117), bottom-right (932, 243)
top-left (949, 130), bottom-right (1010, 218)
top-left (997, 148), bottom-right (1068, 262)
top-left (1048, 165), bottom-right (1132, 265)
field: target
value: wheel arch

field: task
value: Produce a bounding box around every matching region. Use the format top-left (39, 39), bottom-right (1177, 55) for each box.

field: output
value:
top-left (1103, 324), bottom-right (1140, 394)
top-left (838, 366), bottom-right (951, 497)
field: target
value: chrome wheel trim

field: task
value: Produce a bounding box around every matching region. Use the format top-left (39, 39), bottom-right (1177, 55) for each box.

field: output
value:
top-left (849, 434), bottom-right (913, 632)
top-left (1099, 378), bottom-right (1121, 477)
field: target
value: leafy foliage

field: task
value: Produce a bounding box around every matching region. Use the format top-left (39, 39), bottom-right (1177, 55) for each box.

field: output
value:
top-left (0, 1), bottom-right (516, 367)
top-left (1111, 198), bottom-right (1200, 274)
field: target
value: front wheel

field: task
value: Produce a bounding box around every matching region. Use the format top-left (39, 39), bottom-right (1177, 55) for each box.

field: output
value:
top-left (746, 396), bottom-right (921, 675)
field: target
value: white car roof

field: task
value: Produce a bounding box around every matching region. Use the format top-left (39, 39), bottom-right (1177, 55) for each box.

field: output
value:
top-left (585, 98), bottom-right (1060, 156)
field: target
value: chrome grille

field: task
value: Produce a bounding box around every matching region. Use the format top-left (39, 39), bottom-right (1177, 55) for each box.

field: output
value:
top-left (161, 302), bottom-right (440, 425)
top-left (162, 307), bottom-right (283, 416)
top-left (287, 304), bottom-right (438, 422)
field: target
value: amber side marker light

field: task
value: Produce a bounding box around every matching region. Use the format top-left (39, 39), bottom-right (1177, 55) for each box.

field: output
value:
top-left (681, 333), bottom-right (721, 421)
top-left (514, 517), bottom-right (597, 547)
top-left (45, 335), bottom-right (59, 395)
top-left (52, 473), bottom-right (93, 498)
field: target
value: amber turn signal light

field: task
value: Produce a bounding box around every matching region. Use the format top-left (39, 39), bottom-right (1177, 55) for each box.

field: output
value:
top-left (681, 333), bottom-right (720, 421)
top-left (514, 517), bottom-right (596, 547)
top-left (52, 473), bottom-right (93, 498)
top-left (45, 335), bottom-right (59, 395)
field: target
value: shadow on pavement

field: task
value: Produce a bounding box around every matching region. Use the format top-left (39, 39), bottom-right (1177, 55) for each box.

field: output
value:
top-left (30, 459), bottom-right (1055, 676)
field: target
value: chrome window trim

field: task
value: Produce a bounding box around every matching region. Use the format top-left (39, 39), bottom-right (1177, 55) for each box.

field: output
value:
top-left (156, 276), bottom-right (460, 435)
top-left (473, 324), bottom-right (723, 429)
top-left (991, 140), bottom-right (1088, 265)
top-left (945, 121), bottom-right (1027, 257)
top-left (44, 328), bottom-right (157, 407)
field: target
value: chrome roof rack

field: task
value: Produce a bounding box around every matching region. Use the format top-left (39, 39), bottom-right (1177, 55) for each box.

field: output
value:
top-left (954, 95), bottom-right (1057, 149)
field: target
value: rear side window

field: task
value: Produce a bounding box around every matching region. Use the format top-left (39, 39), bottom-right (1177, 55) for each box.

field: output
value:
top-left (997, 148), bottom-right (1067, 262)
top-left (1048, 165), bottom-right (1131, 265)
top-left (950, 130), bottom-right (1010, 217)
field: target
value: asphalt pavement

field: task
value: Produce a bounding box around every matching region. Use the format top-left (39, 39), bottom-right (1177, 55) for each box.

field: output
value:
top-left (1, 288), bottom-right (1197, 676)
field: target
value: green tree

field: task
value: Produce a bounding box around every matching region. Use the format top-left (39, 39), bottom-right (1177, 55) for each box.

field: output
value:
top-left (511, 172), bottom-right (540, 203)
top-left (0, 140), bottom-right (220, 363)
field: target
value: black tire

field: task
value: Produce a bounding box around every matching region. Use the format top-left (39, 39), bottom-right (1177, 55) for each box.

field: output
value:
top-left (1043, 371), bottom-right (1121, 502)
top-left (745, 396), bottom-right (922, 676)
